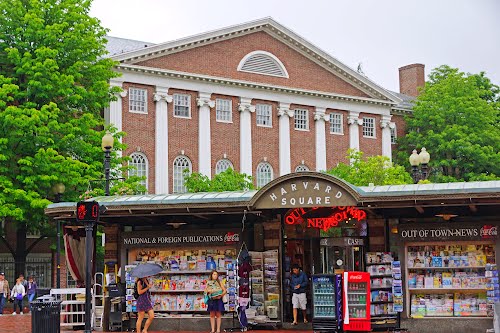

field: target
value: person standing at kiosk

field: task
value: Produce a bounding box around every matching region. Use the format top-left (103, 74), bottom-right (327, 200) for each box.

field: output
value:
top-left (291, 264), bottom-right (308, 325)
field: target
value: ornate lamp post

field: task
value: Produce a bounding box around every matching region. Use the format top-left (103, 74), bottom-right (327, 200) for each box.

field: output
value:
top-left (409, 147), bottom-right (431, 183)
top-left (52, 183), bottom-right (65, 289)
top-left (101, 131), bottom-right (114, 196)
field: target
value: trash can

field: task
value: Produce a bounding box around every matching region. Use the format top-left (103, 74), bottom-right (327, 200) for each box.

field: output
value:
top-left (31, 300), bottom-right (62, 333)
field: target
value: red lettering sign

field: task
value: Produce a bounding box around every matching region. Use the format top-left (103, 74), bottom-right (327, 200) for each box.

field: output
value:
top-left (285, 206), bottom-right (366, 232)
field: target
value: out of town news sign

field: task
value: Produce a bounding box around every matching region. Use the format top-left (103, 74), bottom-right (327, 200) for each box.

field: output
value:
top-left (254, 177), bottom-right (358, 209)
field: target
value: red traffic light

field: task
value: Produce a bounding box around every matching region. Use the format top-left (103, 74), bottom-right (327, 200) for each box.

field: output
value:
top-left (76, 201), bottom-right (100, 222)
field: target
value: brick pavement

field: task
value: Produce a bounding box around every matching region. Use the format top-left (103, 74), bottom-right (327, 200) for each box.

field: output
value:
top-left (0, 313), bottom-right (316, 333)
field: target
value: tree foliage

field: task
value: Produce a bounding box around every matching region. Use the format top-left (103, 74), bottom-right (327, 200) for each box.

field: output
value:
top-left (395, 65), bottom-right (500, 182)
top-left (0, 0), bottom-right (144, 275)
top-left (184, 168), bottom-right (254, 193)
top-left (326, 149), bottom-right (412, 186)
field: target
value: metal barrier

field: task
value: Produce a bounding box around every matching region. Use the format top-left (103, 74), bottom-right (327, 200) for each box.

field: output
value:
top-left (31, 300), bottom-right (62, 333)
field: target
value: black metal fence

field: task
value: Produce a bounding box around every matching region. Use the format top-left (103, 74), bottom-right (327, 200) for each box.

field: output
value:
top-left (0, 255), bottom-right (52, 288)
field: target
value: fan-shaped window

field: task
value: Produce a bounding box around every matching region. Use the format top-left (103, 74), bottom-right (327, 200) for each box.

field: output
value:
top-left (256, 162), bottom-right (273, 188)
top-left (129, 152), bottom-right (148, 192)
top-left (216, 159), bottom-right (233, 174)
top-left (237, 51), bottom-right (289, 78)
top-left (173, 156), bottom-right (192, 193)
top-left (295, 164), bottom-right (309, 172)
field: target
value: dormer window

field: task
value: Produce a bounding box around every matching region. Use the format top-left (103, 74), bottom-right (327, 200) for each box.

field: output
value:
top-left (237, 51), bottom-right (288, 78)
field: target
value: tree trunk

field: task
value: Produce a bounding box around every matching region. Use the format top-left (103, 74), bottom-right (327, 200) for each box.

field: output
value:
top-left (14, 225), bottom-right (27, 280)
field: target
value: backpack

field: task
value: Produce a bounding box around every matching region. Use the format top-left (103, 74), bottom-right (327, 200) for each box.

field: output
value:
top-left (133, 280), bottom-right (140, 299)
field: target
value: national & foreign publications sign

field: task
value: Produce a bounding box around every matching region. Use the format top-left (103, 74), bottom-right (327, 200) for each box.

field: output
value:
top-left (121, 230), bottom-right (240, 248)
top-left (398, 223), bottom-right (498, 241)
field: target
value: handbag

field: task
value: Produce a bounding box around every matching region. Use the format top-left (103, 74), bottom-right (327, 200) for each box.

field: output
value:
top-left (16, 294), bottom-right (23, 301)
top-left (203, 293), bottom-right (210, 305)
top-left (222, 293), bottom-right (229, 304)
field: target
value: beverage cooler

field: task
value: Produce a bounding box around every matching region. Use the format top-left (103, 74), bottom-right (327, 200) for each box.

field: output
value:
top-left (311, 274), bottom-right (342, 332)
top-left (343, 271), bottom-right (371, 332)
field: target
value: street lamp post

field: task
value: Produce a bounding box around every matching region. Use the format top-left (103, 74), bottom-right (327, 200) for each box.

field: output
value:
top-left (409, 147), bottom-right (431, 183)
top-left (101, 131), bottom-right (114, 196)
top-left (53, 183), bottom-right (65, 289)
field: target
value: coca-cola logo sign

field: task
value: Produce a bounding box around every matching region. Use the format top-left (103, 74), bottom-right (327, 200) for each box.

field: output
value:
top-left (481, 226), bottom-right (498, 239)
top-left (350, 274), bottom-right (363, 280)
top-left (224, 232), bottom-right (240, 244)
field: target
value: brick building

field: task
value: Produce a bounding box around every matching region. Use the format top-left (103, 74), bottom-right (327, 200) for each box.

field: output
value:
top-left (105, 18), bottom-right (421, 194)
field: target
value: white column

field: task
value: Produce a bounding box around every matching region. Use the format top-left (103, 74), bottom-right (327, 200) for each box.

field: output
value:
top-left (238, 98), bottom-right (255, 176)
top-left (380, 115), bottom-right (395, 162)
top-left (278, 103), bottom-right (294, 176)
top-left (314, 107), bottom-right (328, 171)
top-left (108, 80), bottom-right (126, 159)
top-left (154, 87), bottom-right (172, 194)
top-left (347, 111), bottom-right (362, 152)
top-left (197, 92), bottom-right (215, 178)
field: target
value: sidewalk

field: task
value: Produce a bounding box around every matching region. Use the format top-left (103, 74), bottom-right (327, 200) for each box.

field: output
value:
top-left (0, 313), bottom-right (313, 333)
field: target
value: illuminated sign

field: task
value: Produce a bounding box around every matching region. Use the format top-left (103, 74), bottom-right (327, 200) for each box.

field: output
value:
top-left (285, 206), bottom-right (366, 232)
top-left (76, 201), bottom-right (100, 222)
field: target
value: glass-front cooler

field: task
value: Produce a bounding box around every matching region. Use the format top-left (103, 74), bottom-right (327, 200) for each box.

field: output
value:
top-left (343, 271), bottom-right (371, 332)
top-left (312, 274), bottom-right (342, 332)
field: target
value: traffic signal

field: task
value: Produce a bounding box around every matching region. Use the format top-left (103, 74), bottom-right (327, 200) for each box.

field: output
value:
top-left (76, 201), bottom-right (100, 222)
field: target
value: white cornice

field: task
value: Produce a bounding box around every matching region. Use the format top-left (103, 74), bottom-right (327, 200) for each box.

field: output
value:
top-left (117, 64), bottom-right (397, 108)
top-left (111, 17), bottom-right (401, 104)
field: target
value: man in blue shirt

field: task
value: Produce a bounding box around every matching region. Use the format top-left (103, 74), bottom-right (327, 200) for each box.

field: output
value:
top-left (290, 264), bottom-right (308, 325)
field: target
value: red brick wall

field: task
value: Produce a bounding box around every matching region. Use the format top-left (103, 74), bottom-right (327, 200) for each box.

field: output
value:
top-left (399, 64), bottom-right (425, 97)
top-left (359, 113), bottom-right (383, 157)
top-left (251, 99), bottom-right (279, 186)
top-left (211, 94), bottom-right (240, 176)
top-left (122, 82), bottom-right (156, 193)
top-left (325, 109), bottom-right (350, 168)
top-left (392, 114), bottom-right (407, 141)
top-left (136, 31), bottom-right (370, 98)
top-left (168, 89), bottom-right (199, 192)
top-left (289, 104), bottom-right (315, 171)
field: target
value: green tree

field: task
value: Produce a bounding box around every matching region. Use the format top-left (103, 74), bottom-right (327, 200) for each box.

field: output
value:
top-left (395, 65), bottom-right (500, 182)
top-left (184, 168), bottom-right (254, 193)
top-left (326, 149), bottom-right (412, 186)
top-left (0, 0), bottom-right (144, 278)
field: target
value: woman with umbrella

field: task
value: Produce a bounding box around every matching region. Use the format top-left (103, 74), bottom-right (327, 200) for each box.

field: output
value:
top-left (131, 263), bottom-right (163, 333)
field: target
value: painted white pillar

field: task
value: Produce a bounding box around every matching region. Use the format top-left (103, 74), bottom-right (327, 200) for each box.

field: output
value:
top-left (314, 107), bottom-right (328, 172)
top-left (380, 115), bottom-right (395, 162)
top-left (197, 92), bottom-right (215, 178)
top-left (108, 80), bottom-right (126, 158)
top-left (238, 98), bottom-right (255, 176)
top-left (347, 111), bottom-right (362, 152)
top-left (278, 103), bottom-right (294, 176)
top-left (154, 87), bottom-right (172, 194)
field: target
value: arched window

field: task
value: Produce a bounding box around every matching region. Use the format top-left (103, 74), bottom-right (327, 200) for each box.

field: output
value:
top-left (256, 162), bottom-right (273, 188)
top-left (215, 159), bottom-right (234, 174)
top-left (237, 51), bottom-right (289, 78)
top-left (295, 164), bottom-right (309, 172)
top-left (173, 156), bottom-right (192, 193)
top-left (129, 152), bottom-right (148, 192)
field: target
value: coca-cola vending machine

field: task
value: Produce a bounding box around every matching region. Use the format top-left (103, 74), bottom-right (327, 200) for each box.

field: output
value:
top-left (343, 271), bottom-right (371, 332)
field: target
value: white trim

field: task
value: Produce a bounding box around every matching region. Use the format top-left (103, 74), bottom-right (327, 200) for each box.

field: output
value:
top-left (348, 111), bottom-right (361, 152)
top-left (315, 107), bottom-right (327, 172)
top-left (237, 50), bottom-right (289, 78)
top-left (278, 103), bottom-right (292, 175)
top-left (111, 17), bottom-right (400, 103)
top-left (116, 65), bottom-right (397, 109)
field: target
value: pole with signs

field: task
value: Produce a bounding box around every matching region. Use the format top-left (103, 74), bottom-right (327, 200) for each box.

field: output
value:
top-left (76, 201), bottom-right (100, 333)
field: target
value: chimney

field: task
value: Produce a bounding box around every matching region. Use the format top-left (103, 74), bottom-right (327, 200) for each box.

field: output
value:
top-left (399, 63), bottom-right (425, 97)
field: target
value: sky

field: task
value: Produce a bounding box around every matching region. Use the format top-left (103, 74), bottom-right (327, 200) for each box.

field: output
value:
top-left (90, 0), bottom-right (500, 92)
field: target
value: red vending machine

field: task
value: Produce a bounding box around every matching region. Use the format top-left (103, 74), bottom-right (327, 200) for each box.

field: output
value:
top-left (342, 271), bottom-right (371, 332)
